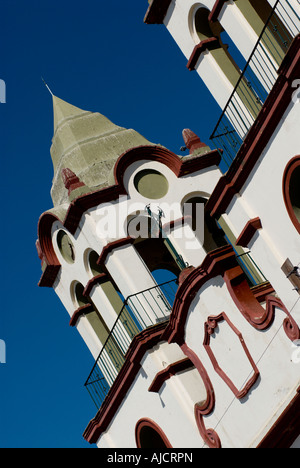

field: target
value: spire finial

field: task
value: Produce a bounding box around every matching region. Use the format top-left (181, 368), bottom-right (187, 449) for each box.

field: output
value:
top-left (41, 77), bottom-right (54, 96)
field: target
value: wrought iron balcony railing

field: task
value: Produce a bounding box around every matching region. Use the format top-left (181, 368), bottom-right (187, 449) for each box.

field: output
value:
top-left (210, 0), bottom-right (300, 170)
top-left (84, 249), bottom-right (269, 410)
top-left (84, 279), bottom-right (178, 409)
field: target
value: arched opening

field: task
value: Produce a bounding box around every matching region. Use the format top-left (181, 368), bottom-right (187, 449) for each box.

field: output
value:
top-left (289, 166), bottom-right (300, 223)
top-left (194, 7), bottom-right (242, 88)
top-left (135, 419), bottom-right (172, 449)
top-left (73, 282), bottom-right (110, 345)
top-left (283, 157), bottom-right (300, 234)
top-left (182, 196), bottom-right (227, 253)
top-left (192, 5), bottom-right (262, 119)
top-left (236, 0), bottom-right (293, 65)
top-left (56, 230), bottom-right (75, 264)
top-left (87, 249), bottom-right (140, 340)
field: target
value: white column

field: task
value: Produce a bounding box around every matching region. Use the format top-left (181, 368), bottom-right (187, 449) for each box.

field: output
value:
top-left (104, 244), bottom-right (172, 327)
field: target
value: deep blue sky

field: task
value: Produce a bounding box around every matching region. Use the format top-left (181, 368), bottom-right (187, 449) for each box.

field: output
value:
top-left (0, 0), bottom-right (220, 448)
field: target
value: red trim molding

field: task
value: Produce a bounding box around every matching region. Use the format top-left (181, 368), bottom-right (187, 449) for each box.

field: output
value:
top-left (282, 156), bottom-right (300, 235)
top-left (96, 237), bottom-right (134, 267)
top-left (208, 0), bottom-right (236, 23)
top-left (236, 217), bottom-right (262, 247)
top-left (144, 0), bottom-right (172, 24)
top-left (203, 312), bottom-right (260, 399)
top-left (37, 212), bottom-right (62, 288)
top-left (187, 38), bottom-right (220, 71)
top-left (181, 343), bottom-right (221, 448)
top-left (206, 34), bottom-right (300, 219)
top-left (148, 358), bottom-right (194, 393)
top-left (224, 266), bottom-right (300, 340)
top-left (113, 145), bottom-right (221, 183)
top-left (257, 386), bottom-right (300, 448)
top-left (135, 418), bottom-right (173, 448)
top-left (69, 303), bottom-right (94, 327)
top-left (38, 145), bottom-right (220, 288)
top-left (83, 273), bottom-right (108, 298)
top-left (163, 244), bottom-right (238, 345)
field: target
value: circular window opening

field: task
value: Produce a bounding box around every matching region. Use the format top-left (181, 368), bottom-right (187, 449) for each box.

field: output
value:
top-left (57, 230), bottom-right (75, 264)
top-left (283, 157), bottom-right (300, 234)
top-left (134, 169), bottom-right (169, 200)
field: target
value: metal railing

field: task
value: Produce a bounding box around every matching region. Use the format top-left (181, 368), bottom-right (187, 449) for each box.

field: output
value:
top-left (84, 279), bottom-right (178, 409)
top-left (84, 250), bottom-right (269, 409)
top-left (210, 0), bottom-right (300, 170)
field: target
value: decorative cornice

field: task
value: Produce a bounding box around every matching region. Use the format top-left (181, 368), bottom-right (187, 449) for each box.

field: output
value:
top-left (236, 217), bottom-right (262, 247)
top-left (69, 303), bottom-right (94, 328)
top-left (83, 273), bottom-right (108, 298)
top-left (148, 358), bottom-right (194, 393)
top-left (144, 0), bottom-right (172, 24)
top-left (206, 34), bottom-right (300, 219)
top-left (187, 38), bottom-right (220, 71)
top-left (208, 0), bottom-right (236, 23)
top-left (96, 237), bottom-right (135, 267)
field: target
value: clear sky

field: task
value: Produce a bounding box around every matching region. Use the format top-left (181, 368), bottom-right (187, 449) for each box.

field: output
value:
top-left (0, 0), bottom-right (220, 448)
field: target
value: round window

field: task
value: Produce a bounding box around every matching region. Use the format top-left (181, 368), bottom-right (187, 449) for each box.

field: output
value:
top-left (134, 169), bottom-right (169, 200)
top-left (283, 157), bottom-right (300, 234)
top-left (57, 230), bottom-right (75, 264)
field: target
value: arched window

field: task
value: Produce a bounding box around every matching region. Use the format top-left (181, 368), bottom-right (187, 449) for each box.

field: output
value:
top-left (191, 5), bottom-right (262, 119)
top-left (135, 419), bottom-right (172, 449)
top-left (192, 6), bottom-right (242, 88)
top-left (86, 249), bottom-right (139, 338)
top-left (73, 282), bottom-right (110, 346)
top-left (182, 196), bottom-right (227, 253)
top-left (236, 0), bottom-right (293, 65)
top-left (283, 156), bottom-right (300, 234)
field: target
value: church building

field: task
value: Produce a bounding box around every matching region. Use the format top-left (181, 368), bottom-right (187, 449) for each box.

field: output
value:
top-left (36, 0), bottom-right (300, 448)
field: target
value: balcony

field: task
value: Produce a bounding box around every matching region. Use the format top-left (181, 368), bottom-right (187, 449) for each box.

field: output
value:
top-left (210, 0), bottom-right (300, 170)
top-left (84, 248), bottom-right (270, 410)
top-left (84, 279), bottom-right (178, 409)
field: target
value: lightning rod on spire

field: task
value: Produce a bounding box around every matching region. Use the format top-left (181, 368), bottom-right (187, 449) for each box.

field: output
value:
top-left (41, 77), bottom-right (54, 96)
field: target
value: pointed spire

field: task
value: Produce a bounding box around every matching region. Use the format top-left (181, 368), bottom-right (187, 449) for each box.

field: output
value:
top-left (52, 95), bottom-right (89, 131)
top-left (182, 129), bottom-right (208, 154)
top-left (49, 95), bottom-right (153, 207)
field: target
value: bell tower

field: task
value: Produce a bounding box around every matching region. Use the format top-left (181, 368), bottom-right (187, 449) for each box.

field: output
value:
top-left (37, 0), bottom-right (300, 448)
top-left (37, 94), bottom-right (225, 429)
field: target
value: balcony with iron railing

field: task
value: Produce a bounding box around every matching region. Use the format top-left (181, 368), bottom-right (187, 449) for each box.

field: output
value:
top-left (84, 250), bottom-right (270, 410)
top-left (84, 279), bottom-right (178, 409)
top-left (210, 0), bottom-right (300, 171)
